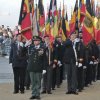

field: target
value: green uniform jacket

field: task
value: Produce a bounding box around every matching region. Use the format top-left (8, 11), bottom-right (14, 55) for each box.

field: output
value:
top-left (27, 45), bottom-right (45, 73)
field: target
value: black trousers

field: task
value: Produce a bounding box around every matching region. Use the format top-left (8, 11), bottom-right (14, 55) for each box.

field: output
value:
top-left (13, 67), bottom-right (26, 92)
top-left (77, 67), bottom-right (83, 90)
top-left (97, 63), bottom-right (100, 80)
top-left (42, 67), bottom-right (52, 92)
top-left (25, 70), bottom-right (31, 88)
top-left (65, 61), bottom-right (77, 92)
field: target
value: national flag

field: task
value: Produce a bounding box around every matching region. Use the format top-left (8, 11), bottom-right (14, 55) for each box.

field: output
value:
top-left (79, 0), bottom-right (86, 23)
top-left (18, 0), bottom-right (32, 40)
top-left (38, 0), bottom-right (45, 36)
top-left (69, 0), bottom-right (78, 34)
top-left (32, 9), bottom-right (39, 36)
top-left (96, 30), bottom-right (100, 44)
top-left (49, 0), bottom-right (57, 17)
top-left (49, 0), bottom-right (58, 38)
top-left (62, 17), bottom-right (67, 41)
top-left (82, 0), bottom-right (94, 45)
top-left (82, 24), bottom-right (93, 45)
top-left (65, 12), bottom-right (70, 37)
top-left (29, 0), bottom-right (34, 16)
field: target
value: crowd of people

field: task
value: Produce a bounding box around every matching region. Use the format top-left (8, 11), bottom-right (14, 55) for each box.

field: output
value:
top-left (8, 29), bottom-right (100, 100)
top-left (0, 25), bottom-right (19, 57)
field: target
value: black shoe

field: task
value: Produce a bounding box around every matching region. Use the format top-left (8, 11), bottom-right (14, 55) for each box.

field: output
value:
top-left (52, 88), bottom-right (55, 90)
top-left (47, 91), bottom-right (52, 94)
top-left (57, 85), bottom-right (60, 88)
top-left (20, 91), bottom-right (24, 94)
top-left (29, 96), bottom-right (36, 99)
top-left (41, 91), bottom-right (46, 94)
top-left (35, 96), bottom-right (41, 100)
top-left (78, 89), bottom-right (82, 92)
top-left (13, 91), bottom-right (19, 94)
top-left (72, 91), bottom-right (78, 95)
top-left (26, 87), bottom-right (30, 90)
top-left (66, 91), bottom-right (72, 94)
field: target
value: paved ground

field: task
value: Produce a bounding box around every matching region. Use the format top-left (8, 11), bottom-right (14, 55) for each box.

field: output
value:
top-left (0, 81), bottom-right (100, 100)
top-left (0, 57), bottom-right (13, 83)
top-left (0, 57), bottom-right (100, 100)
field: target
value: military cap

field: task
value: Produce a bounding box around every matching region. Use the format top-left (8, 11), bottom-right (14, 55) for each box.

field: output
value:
top-left (32, 36), bottom-right (42, 41)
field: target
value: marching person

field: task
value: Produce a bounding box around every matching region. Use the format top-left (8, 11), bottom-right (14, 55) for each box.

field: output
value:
top-left (27, 36), bottom-right (46, 100)
top-left (9, 34), bottom-right (28, 94)
top-left (63, 33), bottom-right (78, 95)
top-left (53, 36), bottom-right (64, 88)
top-left (41, 35), bottom-right (53, 94)
top-left (75, 31), bottom-right (85, 92)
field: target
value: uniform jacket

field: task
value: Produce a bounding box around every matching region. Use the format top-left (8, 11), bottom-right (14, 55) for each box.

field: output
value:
top-left (9, 41), bottom-right (28, 68)
top-left (63, 39), bottom-right (76, 64)
top-left (27, 44), bottom-right (45, 72)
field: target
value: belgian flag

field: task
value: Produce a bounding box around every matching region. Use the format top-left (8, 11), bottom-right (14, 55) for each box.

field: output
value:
top-left (82, 0), bottom-right (94, 45)
top-left (18, 0), bottom-right (32, 40)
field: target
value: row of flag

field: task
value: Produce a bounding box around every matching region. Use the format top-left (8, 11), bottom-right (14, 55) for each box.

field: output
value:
top-left (18, 0), bottom-right (100, 45)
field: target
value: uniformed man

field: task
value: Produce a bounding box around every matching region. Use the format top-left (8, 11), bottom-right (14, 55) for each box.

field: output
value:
top-left (75, 31), bottom-right (85, 92)
top-left (41, 35), bottom-right (53, 94)
top-left (9, 34), bottom-right (27, 94)
top-left (63, 33), bottom-right (78, 95)
top-left (52, 36), bottom-right (64, 88)
top-left (27, 36), bottom-right (46, 100)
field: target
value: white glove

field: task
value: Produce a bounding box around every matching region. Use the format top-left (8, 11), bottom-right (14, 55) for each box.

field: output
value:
top-left (25, 39), bottom-right (32, 47)
top-left (19, 42), bottom-right (24, 47)
top-left (42, 70), bottom-right (46, 74)
top-left (83, 66), bottom-right (87, 69)
top-left (58, 61), bottom-right (62, 67)
top-left (89, 61), bottom-right (93, 64)
top-left (94, 61), bottom-right (98, 65)
top-left (78, 63), bottom-right (82, 67)
top-left (76, 62), bottom-right (78, 66)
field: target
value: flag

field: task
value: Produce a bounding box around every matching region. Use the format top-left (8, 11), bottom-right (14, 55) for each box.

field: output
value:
top-left (65, 11), bottom-right (70, 37)
top-left (18, 0), bottom-right (32, 40)
top-left (69, 0), bottom-right (78, 34)
top-left (62, 17), bottom-right (67, 41)
top-left (86, 0), bottom-right (92, 15)
top-left (82, 0), bottom-right (94, 45)
top-left (50, 0), bottom-right (57, 17)
top-left (96, 30), bottom-right (100, 44)
top-left (29, 0), bottom-right (34, 16)
top-left (82, 24), bottom-right (93, 45)
top-left (49, 0), bottom-right (58, 38)
top-left (32, 9), bottom-right (39, 36)
top-left (38, 0), bottom-right (45, 26)
top-left (79, 0), bottom-right (86, 23)
top-left (38, 0), bottom-right (45, 36)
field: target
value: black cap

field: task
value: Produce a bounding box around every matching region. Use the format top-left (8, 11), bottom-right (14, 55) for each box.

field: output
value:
top-left (32, 36), bottom-right (42, 41)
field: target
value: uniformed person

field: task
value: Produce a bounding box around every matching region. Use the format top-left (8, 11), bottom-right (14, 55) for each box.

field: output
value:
top-left (75, 32), bottom-right (85, 92)
top-left (41, 35), bottom-right (53, 94)
top-left (63, 33), bottom-right (78, 95)
top-left (52, 36), bottom-right (64, 88)
top-left (27, 36), bottom-right (46, 100)
top-left (9, 34), bottom-right (28, 94)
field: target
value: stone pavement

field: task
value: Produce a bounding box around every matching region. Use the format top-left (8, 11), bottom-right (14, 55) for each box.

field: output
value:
top-left (0, 57), bottom-right (100, 100)
top-left (0, 81), bottom-right (100, 100)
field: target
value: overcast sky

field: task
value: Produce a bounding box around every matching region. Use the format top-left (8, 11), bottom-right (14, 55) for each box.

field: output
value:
top-left (0, 0), bottom-right (98, 29)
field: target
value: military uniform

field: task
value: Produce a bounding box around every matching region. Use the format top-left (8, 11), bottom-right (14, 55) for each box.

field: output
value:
top-left (27, 36), bottom-right (45, 99)
top-left (9, 41), bottom-right (27, 93)
top-left (75, 39), bottom-right (85, 91)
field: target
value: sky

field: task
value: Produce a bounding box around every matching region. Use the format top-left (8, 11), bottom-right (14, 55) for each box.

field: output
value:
top-left (0, 0), bottom-right (98, 29)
